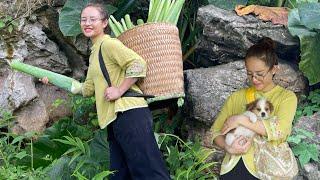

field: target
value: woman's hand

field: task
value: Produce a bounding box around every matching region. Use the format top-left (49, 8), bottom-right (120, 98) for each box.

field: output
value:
top-left (39, 77), bottom-right (49, 84)
top-left (224, 136), bottom-right (252, 155)
top-left (104, 86), bottom-right (122, 101)
top-left (221, 115), bottom-right (248, 135)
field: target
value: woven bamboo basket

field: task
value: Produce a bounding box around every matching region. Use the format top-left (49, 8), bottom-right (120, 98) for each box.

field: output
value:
top-left (118, 23), bottom-right (185, 103)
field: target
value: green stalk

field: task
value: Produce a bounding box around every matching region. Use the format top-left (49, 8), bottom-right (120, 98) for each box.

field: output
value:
top-left (0, 148), bottom-right (9, 168)
top-left (30, 138), bottom-right (33, 170)
top-left (166, 0), bottom-right (175, 21)
top-left (9, 59), bottom-right (81, 93)
top-left (165, 0), bottom-right (176, 20)
top-left (159, 0), bottom-right (171, 22)
top-left (154, 0), bottom-right (166, 22)
top-left (148, 0), bottom-right (154, 19)
top-left (110, 15), bottom-right (124, 33)
top-left (165, 0), bottom-right (185, 25)
top-left (137, 19), bottom-right (144, 25)
top-left (124, 14), bottom-right (134, 29)
top-left (108, 18), bottom-right (121, 37)
top-left (148, 0), bottom-right (160, 22)
top-left (121, 18), bottom-right (128, 31)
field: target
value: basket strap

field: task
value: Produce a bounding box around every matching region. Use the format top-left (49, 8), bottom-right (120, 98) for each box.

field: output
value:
top-left (98, 42), bottom-right (154, 98)
top-left (99, 42), bottom-right (112, 87)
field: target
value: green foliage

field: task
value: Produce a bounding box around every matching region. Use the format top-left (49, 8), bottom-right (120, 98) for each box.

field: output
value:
top-left (26, 116), bottom-right (95, 170)
top-left (247, 0), bottom-right (272, 6)
top-left (247, 0), bottom-right (319, 7)
top-left (286, 0), bottom-right (320, 8)
top-left (59, 0), bottom-right (118, 36)
top-left (0, 15), bottom-right (18, 35)
top-left (288, 128), bottom-right (319, 166)
top-left (208, 0), bottom-right (248, 10)
top-left (51, 98), bottom-right (66, 109)
top-left (72, 95), bottom-right (98, 126)
top-left (44, 128), bottom-right (111, 179)
top-left (157, 133), bottom-right (218, 179)
top-left (288, 2), bottom-right (320, 85)
top-left (58, 0), bottom-right (89, 36)
top-left (289, 89), bottom-right (320, 166)
top-left (1, 116), bottom-right (110, 179)
top-left (0, 132), bottom-right (49, 179)
top-left (153, 109), bottom-right (182, 134)
top-left (0, 109), bottom-right (15, 129)
top-left (299, 34), bottom-right (320, 85)
top-left (112, 0), bottom-right (139, 20)
top-left (294, 89), bottom-right (320, 122)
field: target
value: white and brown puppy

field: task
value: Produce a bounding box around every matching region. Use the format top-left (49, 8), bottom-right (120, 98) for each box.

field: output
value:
top-left (225, 98), bottom-right (273, 146)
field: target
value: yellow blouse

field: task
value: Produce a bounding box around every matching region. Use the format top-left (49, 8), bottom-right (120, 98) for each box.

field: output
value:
top-left (211, 85), bottom-right (297, 177)
top-left (81, 35), bottom-right (148, 129)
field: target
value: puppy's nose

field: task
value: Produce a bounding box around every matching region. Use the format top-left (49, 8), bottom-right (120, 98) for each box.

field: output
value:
top-left (261, 112), bottom-right (266, 117)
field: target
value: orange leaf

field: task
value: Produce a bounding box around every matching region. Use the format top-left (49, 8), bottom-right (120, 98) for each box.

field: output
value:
top-left (235, 5), bottom-right (289, 26)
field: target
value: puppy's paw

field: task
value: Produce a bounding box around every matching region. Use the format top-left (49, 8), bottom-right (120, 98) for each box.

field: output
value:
top-left (243, 111), bottom-right (257, 122)
top-left (225, 133), bottom-right (235, 146)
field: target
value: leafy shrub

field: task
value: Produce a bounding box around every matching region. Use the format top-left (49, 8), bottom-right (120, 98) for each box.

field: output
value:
top-left (288, 128), bottom-right (319, 166)
top-left (289, 89), bottom-right (320, 166)
top-left (0, 131), bottom-right (49, 179)
top-left (294, 89), bottom-right (320, 123)
top-left (157, 133), bottom-right (218, 180)
top-left (288, 1), bottom-right (320, 85)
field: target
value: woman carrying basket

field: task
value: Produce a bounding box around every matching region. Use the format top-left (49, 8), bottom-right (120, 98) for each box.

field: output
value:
top-left (42, 3), bottom-right (170, 180)
top-left (211, 37), bottom-right (298, 179)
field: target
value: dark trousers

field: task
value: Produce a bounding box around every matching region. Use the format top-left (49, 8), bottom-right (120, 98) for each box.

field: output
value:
top-left (107, 107), bottom-right (170, 180)
top-left (220, 159), bottom-right (259, 180)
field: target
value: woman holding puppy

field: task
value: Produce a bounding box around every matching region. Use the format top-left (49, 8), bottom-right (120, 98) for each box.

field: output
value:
top-left (211, 37), bottom-right (298, 179)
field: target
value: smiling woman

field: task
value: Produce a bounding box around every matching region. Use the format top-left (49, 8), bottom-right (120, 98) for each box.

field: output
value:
top-left (245, 38), bottom-right (279, 92)
top-left (78, 3), bottom-right (171, 180)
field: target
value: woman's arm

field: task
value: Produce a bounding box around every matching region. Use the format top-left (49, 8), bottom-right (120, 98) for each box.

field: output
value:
top-left (262, 92), bottom-right (297, 141)
top-left (104, 77), bottom-right (138, 101)
top-left (221, 115), bottom-right (267, 136)
top-left (239, 116), bottom-right (267, 136)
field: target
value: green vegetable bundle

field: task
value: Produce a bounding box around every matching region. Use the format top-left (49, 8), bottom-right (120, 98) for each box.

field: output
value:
top-left (109, 0), bottom-right (185, 37)
top-left (9, 59), bottom-right (82, 93)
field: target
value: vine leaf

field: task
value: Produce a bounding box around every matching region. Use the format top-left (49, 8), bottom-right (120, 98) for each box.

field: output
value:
top-left (299, 34), bottom-right (320, 85)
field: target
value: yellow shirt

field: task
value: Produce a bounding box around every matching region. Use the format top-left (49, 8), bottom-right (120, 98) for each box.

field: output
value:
top-left (211, 85), bottom-right (297, 177)
top-left (81, 35), bottom-right (148, 129)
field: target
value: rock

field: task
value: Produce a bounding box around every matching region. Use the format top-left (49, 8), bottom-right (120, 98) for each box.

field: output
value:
top-left (302, 163), bottom-right (320, 180)
top-left (0, 19), bottom-right (74, 131)
top-left (22, 22), bottom-right (71, 74)
top-left (0, 72), bottom-right (38, 112)
top-left (0, 72), bottom-right (52, 134)
top-left (51, 0), bottom-right (66, 7)
top-left (0, 21), bottom-right (71, 75)
top-left (36, 7), bottom-right (88, 79)
top-left (12, 99), bottom-right (49, 134)
top-left (196, 5), bottom-right (299, 66)
top-left (36, 84), bottom-right (72, 123)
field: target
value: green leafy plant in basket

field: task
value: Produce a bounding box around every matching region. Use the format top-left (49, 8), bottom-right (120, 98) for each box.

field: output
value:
top-left (109, 0), bottom-right (186, 37)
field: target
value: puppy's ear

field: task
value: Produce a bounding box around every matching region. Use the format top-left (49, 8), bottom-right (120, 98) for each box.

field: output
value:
top-left (267, 101), bottom-right (274, 112)
top-left (246, 100), bottom-right (257, 111)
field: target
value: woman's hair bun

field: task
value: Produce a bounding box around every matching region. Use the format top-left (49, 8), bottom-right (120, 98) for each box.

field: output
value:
top-left (258, 37), bottom-right (276, 50)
